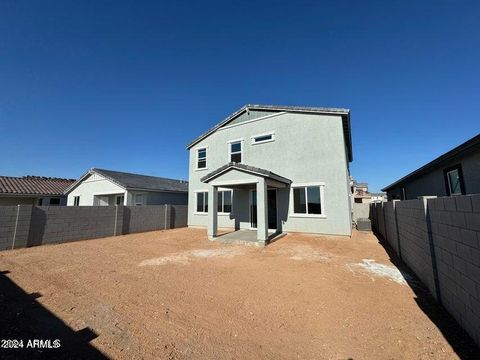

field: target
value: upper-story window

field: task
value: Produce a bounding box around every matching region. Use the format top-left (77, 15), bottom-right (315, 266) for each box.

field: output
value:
top-left (197, 148), bottom-right (207, 169)
top-left (251, 132), bottom-right (275, 145)
top-left (229, 140), bottom-right (242, 163)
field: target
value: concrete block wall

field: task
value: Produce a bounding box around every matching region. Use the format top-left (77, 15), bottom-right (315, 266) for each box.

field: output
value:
top-left (170, 204), bottom-right (188, 228)
top-left (395, 200), bottom-right (437, 298)
top-left (383, 201), bottom-right (399, 255)
top-left (125, 205), bottom-right (168, 234)
top-left (428, 195), bottom-right (480, 345)
top-left (370, 195), bottom-right (480, 346)
top-left (0, 205), bottom-right (33, 250)
top-left (375, 203), bottom-right (387, 240)
top-left (0, 204), bottom-right (189, 250)
top-left (29, 206), bottom-right (123, 246)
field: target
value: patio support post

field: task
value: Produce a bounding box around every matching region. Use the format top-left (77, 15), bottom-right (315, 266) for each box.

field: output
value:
top-left (207, 184), bottom-right (218, 239)
top-left (256, 178), bottom-right (268, 243)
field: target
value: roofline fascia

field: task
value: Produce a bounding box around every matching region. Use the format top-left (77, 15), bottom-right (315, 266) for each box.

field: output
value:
top-left (0, 193), bottom-right (65, 197)
top-left (201, 165), bottom-right (291, 185)
top-left (125, 187), bottom-right (188, 193)
top-left (186, 104), bottom-right (351, 151)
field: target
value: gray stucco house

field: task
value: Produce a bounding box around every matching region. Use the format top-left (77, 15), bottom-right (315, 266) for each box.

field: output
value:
top-left (187, 104), bottom-right (353, 244)
top-left (65, 168), bottom-right (188, 206)
top-left (382, 133), bottom-right (480, 200)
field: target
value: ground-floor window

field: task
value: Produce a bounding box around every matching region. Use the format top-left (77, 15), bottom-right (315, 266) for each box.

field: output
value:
top-left (292, 184), bottom-right (324, 216)
top-left (217, 190), bottom-right (232, 213)
top-left (196, 191), bottom-right (208, 213)
top-left (49, 198), bottom-right (61, 206)
top-left (116, 195), bottom-right (124, 205)
top-left (135, 194), bottom-right (144, 206)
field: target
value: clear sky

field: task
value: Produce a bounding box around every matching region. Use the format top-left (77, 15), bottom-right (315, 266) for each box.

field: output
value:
top-left (1, 1), bottom-right (479, 191)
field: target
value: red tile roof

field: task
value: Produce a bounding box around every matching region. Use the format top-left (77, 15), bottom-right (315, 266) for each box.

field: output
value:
top-left (0, 176), bottom-right (76, 196)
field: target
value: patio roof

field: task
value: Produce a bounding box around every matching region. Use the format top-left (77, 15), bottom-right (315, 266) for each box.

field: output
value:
top-left (200, 163), bottom-right (291, 185)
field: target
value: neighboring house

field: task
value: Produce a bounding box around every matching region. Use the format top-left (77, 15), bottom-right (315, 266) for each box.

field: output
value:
top-left (351, 180), bottom-right (371, 204)
top-left (65, 168), bottom-right (188, 206)
top-left (0, 176), bottom-right (74, 206)
top-left (350, 179), bottom-right (386, 204)
top-left (186, 104), bottom-right (353, 244)
top-left (370, 192), bottom-right (387, 203)
top-left (382, 133), bottom-right (480, 200)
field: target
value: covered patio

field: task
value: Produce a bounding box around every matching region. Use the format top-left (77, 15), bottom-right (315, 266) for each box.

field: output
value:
top-left (200, 163), bottom-right (291, 245)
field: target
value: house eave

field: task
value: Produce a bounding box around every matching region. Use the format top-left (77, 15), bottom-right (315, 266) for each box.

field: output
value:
top-left (186, 104), bottom-right (352, 162)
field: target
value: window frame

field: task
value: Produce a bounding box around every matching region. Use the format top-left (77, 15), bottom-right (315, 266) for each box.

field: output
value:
top-left (115, 195), bottom-right (124, 206)
top-left (227, 139), bottom-right (243, 163)
top-left (49, 198), bottom-right (61, 206)
top-left (134, 193), bottom-right (145, 206)
top-left (194, 190), bottom-right (209, 215)
top-left (289, 182), bottom-right (326, 218)
top-left (195, 146), bottom-right (208, 171)
top-left (251, 131), bottom-right (275, 145)
top-left (73, 196), bottom-right (80, 206)
top-left (443, 164), bottom-right (465, 196)
top-left (217, 190), bottom-right (233, 215)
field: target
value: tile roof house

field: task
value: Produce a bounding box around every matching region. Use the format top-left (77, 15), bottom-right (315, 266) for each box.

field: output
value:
top-left (64, 168), bottom-right (188, 206)
top-left (0, 176), bottom-right (75, 206)
top-left (187, 104), bottom-right (353, 245)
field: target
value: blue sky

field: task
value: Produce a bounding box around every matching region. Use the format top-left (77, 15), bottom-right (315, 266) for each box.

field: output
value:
top-left (0, 1), bottom-right (479, 191)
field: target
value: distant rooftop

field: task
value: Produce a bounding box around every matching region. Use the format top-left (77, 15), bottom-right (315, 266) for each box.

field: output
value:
top-left (66, 168), bottom-right (188, 194)
top-left (0, 175), bottom-right (75, 196)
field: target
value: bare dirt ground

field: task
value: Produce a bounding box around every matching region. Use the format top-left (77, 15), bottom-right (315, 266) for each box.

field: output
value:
top-left (0, 228), bottom-right (478, 359)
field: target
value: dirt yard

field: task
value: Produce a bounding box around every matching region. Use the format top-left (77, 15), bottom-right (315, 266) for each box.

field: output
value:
top-left (0, 228), bottom-right (477, 359)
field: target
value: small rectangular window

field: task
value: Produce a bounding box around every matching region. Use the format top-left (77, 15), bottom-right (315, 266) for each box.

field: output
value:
top-left (230, 141), bottom-right (242, 163)
top-left (38, 198), bottom-right (43, 206)
top-left (217, 190), bottom-right (232, 213)
top-left (116, 195), bottom-right (124, 205)
top-left (196, 192), bottom-right (208, 213)
top-left (197, 148), bottom-right (207, 169)
top-left (135, 194), bottom-right (144, 206)
top-left (292, 185), bottom-right (323, 215)
top-left (49, 198), bottom-right (60, 206)
top-left (252, 132), bottom-right (275, 145)
top-left (74, 196), bottom-right (80, 206)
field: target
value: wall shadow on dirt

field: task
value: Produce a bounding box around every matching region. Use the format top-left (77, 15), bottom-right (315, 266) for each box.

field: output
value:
top-left (372, 233), bottom-right (480, 359)
top-left (0, 270), bottom-right (108, 359)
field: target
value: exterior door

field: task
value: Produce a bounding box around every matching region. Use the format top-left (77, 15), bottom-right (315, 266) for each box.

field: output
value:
top-left (250, 189), bottom-right (277, 230)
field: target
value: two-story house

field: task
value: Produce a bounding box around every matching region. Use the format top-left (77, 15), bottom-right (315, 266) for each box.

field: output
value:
top-left (186, 104), bottom-right (353, 245)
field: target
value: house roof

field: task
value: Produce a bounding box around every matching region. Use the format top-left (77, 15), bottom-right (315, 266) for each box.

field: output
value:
top-left (200, 163), bottom-right (291, 184)
top-left (0, 176), bottom-right (75, 196)
top-left (382, 133), bottom-right (480, 192)
top-left (186, 104), bottom-right (353, 162)
top-left (65, 168), bottom-right (188, 194)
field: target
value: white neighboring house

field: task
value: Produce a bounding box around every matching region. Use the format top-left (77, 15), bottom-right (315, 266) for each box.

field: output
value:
top-left (65, 168), bottom-right (188, 206)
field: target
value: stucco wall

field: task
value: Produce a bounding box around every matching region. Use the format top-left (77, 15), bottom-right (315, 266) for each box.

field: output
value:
top-left (67, 173), bottom-right (187, 206)
top-left (67, 173), bottom-right (125, 205)
top-left (188, 111), bottom-right (352, 236)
